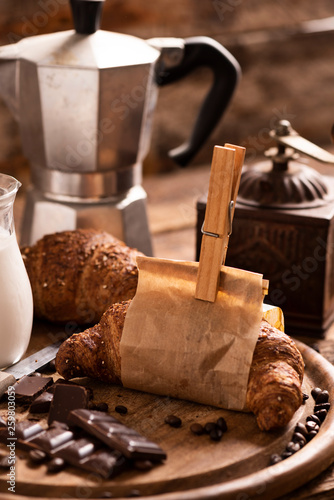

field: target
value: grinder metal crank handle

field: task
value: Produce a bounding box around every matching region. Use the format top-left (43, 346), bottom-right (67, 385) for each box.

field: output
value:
top-left (152, 36), bottom-right (241, 167)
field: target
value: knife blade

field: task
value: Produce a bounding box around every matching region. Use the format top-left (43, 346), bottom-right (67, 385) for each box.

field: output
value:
top-left (0, 340), bottom-right (62, 397)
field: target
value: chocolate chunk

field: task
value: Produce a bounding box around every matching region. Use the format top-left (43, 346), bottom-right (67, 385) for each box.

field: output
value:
top-left (48, 383), bottom-right (90, 425)
top-left (11, 376), bottom-right (53, 403)
top-left (13, 420), bottom-right (128, 479)
top-left (68, 409), bottom-right (167, 462)
top-left (78, 449), bottom-right (127, 479)
top-left (29, 426), bottom-right (75, 453)
top-left (29, 392), bottom-right (54, 413)
top-left (0, 421), bottom-right (45, 452)
top-left (15, 421), bottom-right (45, 441)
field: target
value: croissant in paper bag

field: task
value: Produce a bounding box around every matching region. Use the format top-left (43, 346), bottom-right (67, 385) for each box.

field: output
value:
top-left (21, 229), bottom-right (143, 324)
top-left (55, 300), bottom-right (304, 431)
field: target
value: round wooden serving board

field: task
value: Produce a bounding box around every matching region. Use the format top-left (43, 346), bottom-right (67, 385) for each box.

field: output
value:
top-left (1, 341), bottom-right (334, 500)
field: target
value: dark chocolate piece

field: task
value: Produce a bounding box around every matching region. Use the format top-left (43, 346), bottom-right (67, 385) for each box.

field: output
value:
top-left (68, 409), bottom-right (167, 462)
top-left (29, 426), bottom-right (75, 452)
top-left (48, 384), bottom-right (90, 425)
top-left (0, 421), bottom-right (45, 452)
top-left (29, 392), bottom-right (54, 413)
top-left (25, 424), bottom-right (128, 478)
top-left (15, 421), bottom-right (45, 441)
top-left (75, 449), bottom-right (127, 479)
top-left (0, 418), bottom-right (129, 479)
top-left (52, 436), bottom-right (127, 478)
top-left (11, 376), bottom-right (53, 403)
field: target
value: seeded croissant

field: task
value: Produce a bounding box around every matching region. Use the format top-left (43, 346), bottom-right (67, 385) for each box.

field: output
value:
top-left (55, 300), bottom-right (304, 431)
top-left (21, 230), bottom-right (143, 324)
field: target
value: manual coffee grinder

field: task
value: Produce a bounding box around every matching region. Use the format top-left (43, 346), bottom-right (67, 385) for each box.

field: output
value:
top-left (0, 0), bottom-right (240, 255)
top-left (197, 120), bottom-right (334, 337)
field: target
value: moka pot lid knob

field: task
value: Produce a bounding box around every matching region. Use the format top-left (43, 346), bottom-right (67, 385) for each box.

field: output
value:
top-left (70, 0), bottom-right (104, 34)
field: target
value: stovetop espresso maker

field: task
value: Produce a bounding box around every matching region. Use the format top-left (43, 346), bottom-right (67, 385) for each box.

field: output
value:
top-left (0, 0), bottom-right (240, 254)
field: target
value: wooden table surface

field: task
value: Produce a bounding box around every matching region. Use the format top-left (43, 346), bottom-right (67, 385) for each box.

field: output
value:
top-left (8, 162), bottom-right (334, 499)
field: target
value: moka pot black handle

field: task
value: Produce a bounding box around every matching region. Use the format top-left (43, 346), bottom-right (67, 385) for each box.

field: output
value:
top-left (156, 36), bottom-right (241, 166)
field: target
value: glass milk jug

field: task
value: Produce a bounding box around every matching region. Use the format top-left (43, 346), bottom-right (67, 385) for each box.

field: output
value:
top-left (0, 174), bottom-right (33, 368)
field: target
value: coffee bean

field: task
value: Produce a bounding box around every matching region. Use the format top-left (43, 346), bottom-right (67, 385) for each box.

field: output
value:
top-left (29, 449), bottom-right (47, 464)
top-left (294, 422), bottom-right (308, 438)
top-left (306, 414), bottom-right (321, 426)
top-left (292, 432), bottom-right (307, 447)
top-left (314, 402), bottom-right (330, 413)
top-left (281, 451), bottom-right (293, 460)
top-left (90, 401), bottom-right (109, 412)
top-left (190, 423), bottom-right (204, 435)
top-left (270, 453), bottom-right (282, 465)
top-left (302, 393), bottom-right (309, 404)
top-left (314, 409), bottom-right (328, 422)
top-left (307, 430), bottom-right (318, 441)
top-left (286, 441), bottom-right (300, 454)
top-left (311, 388), bottom-right (322, 401)
top-left (306, 420), bottom-right (319, 433)
top-left (164, 415), bottom-right (182, 428)
top-left (134, 460), bottom-right (153, 471)
top-left (128, 489), bottom-right (141, 497)
top-left (100, 493), bottom-right (114, 499)
top-left (204, 422), bottom-right (217, 434)
top-left (209, 428), bottom-right (223, 441)
top-left (316, 391), bottom-right (329, 404)
top-left (115, 405), bottom-right (128, 415)
top-left (47, 457), bottom-right (66, 473)
top-left (216, 417), bottom-right (227, 432)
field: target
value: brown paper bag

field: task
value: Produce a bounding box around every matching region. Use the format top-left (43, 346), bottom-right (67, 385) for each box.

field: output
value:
top-left (120, 256), bottom-right (265, 411)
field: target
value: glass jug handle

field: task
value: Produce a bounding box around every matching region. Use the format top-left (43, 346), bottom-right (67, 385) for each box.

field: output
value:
top-left (154, 36), bottom-right (241, 167)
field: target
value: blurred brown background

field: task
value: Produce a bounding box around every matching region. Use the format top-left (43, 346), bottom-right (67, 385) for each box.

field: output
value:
top-left (0, 0), bottom-right (334, 183)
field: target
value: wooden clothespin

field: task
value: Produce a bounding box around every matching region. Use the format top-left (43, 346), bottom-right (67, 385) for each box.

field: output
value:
top-left (195, 144), bottom-right (245, 302)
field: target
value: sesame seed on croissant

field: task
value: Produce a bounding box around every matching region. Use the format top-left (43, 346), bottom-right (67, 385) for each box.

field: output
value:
top-left (21, 230), bottom-right (143, 325)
